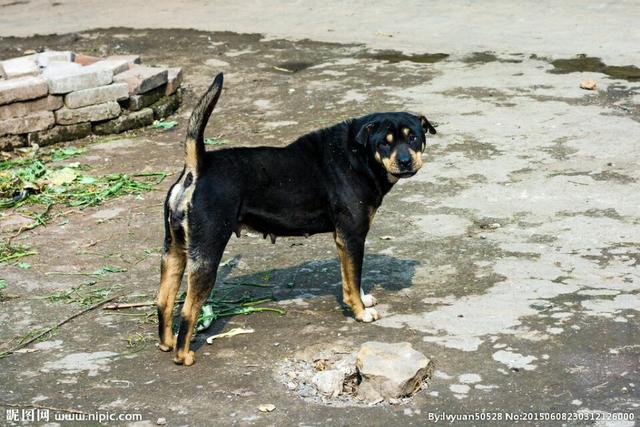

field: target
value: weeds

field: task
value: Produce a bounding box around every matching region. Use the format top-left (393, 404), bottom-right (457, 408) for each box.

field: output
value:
top-left (42, 281), bottom-right (118, 307)
top-left (0, 145), bottom-right (167, 231)
top-left (0, 242), bottom-right (36, 263)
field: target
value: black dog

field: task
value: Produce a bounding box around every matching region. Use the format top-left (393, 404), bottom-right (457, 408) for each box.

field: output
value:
top-left (157, 73), bottom-right (437, 365)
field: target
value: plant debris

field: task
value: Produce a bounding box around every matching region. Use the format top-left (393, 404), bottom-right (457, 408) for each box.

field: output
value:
top-left (42, 281), bottom-right (118, 307)
top-left (152, 119), bottom-right (177, 130)
top-left (0, 242), bottom-right (36, 263)
top-left (0, 145), bottom-right (166, 232)
top-left (205, 327), bottom-right (255, 344)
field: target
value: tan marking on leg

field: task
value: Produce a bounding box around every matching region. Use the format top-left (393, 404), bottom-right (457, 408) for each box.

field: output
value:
top-left (157, 246), bottom-right (185, 351)
top-left (173, 263), bottom-right (209, 366)
top-left (334, 232), bottom-right (365, 319)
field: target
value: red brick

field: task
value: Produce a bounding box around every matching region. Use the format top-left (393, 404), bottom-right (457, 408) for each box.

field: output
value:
top-left (74, 54), bottom-right (101, 66)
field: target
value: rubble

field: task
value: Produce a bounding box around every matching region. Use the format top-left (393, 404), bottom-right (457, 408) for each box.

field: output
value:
top-left (277, 341), bottom-right (433, 406)
top-left (0, 50), bottom-right (183, 151)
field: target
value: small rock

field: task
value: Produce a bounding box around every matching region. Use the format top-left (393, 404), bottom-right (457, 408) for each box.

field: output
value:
top-left (312, 369), bottom-right (345, 397)
top-left (286, 381), bottom-right (297, 390)
top-left (488, 222), bottom-right (501, 229)
top-left (380, 235), bottom-right (393, 240)
top-left (356, 341), bottom-right (433, 402)
top-left (156, 417), bottom-right (167, 425)
top-left (257, 404), bottom-right (275, 412)
top-left (580, 79), bottom-right (597, 90)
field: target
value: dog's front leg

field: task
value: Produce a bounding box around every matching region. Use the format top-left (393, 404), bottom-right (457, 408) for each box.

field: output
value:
top-left (333, 231), bottom-right (379, 322)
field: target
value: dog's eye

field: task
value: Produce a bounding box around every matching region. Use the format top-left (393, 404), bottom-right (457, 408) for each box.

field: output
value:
top-left (408, 134), bottom-right (416, 142)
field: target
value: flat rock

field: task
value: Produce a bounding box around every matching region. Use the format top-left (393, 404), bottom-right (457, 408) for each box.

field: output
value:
top-left (0, 75), bottom-right (49, 105)
top-left (356, 341), bottom-right (433, 402)
top-left (64, 82), bottom-right (129, 109)
top-left (114, 66), bottom-right (167, 95)
top-left (44, 62), bottom-right (112, 94)
top-left (0, 55), bottom-right (39, 79)
top-left (55, 101), bottom-right (121, 125)
top-left (0, 95), bottom-right (63, 120)
top-left (28, 123), bottom-right (92, 146)
top-left (92, 108), bottom-right (153, 134)
top-left (0, 111), bottom-right (55, 135)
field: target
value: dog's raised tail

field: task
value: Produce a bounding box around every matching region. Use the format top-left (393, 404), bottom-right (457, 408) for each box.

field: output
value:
top-left (185, 72), bottom-right (224, 172)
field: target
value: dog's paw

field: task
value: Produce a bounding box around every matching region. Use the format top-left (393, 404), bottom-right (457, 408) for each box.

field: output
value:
top-left (361, 293), bottom-right (377, 308)
top-left (173, 350), bottom-right (196, 366)
top-left (158, 335), bottom-right (176, 352)
top-left (357, 307), bottom-right (380, 323)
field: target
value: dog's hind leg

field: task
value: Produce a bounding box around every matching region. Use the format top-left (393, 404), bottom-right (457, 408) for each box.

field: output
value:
top-left (174, 229), bottom-right (231, 366)
top-left (156, 243), bottom-right (186, 352)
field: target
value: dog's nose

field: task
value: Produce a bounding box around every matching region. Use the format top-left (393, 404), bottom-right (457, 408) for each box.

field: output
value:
top-left (397, 151), bottom-right (412, 169)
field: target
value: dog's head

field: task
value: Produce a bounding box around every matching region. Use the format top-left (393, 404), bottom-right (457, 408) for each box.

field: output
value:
top-left (355, 112), bottom-right (437, 180)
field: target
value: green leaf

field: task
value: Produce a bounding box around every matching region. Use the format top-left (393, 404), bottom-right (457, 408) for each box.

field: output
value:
top-left (152, 119), bottom-right (177, 130)
top-left (17, 262), bottom-right (31, 269)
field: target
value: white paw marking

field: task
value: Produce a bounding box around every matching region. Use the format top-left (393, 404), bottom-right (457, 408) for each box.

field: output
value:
top-left (360, 307), bottom-right (380, 323)
top-left (360, 287), bottom-right (377, 307)
top-left (361, 293), bottom-right (377, 307)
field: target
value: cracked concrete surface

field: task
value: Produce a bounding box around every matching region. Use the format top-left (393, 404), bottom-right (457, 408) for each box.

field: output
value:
top-left (0, 2), bottom-right (639, 426)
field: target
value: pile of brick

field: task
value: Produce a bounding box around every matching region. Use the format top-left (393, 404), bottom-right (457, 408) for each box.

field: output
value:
top-left (0, 51), bottom-right (183, 151)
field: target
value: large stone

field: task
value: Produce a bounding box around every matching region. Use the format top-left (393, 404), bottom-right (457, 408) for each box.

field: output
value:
top-left (0, 75), bottom-right (48, 105)
top-left (28, 123), bottom-right (92, 147)
top-left (92, 108), bottom-right (154, 134)
top-left (36, 51), bottom-right (74, 68)
top-left (89, 59), bottom-right (130, 75)
top-left (0, 134), bottom-right (26, 151)
top-left (355, 342), bottom-right (433, 402)
top-left (0, 95), bottom-right (63, 120)
top-left (165, 67), bottom-right (183, 95)
top-left (114, 66), bottom-right (167, 95)
top-left (125, 84), bottom-right (166, 111)
top-left (44, 63), bottom-right (112, 94)
top-left (55, 101), bottom-right (121, 125)
top-left (64, 82), bottom-right (129, 109)
top-left (0, 55), bottom-right (39, 79)
top-left (0, 111), bottom-right (55, 135)
top-left (150, 92), bottom-right (181, 119)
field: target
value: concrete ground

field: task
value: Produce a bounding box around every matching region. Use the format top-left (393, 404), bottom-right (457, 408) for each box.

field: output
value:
top-left (0, 2), bottom-right (639, 426)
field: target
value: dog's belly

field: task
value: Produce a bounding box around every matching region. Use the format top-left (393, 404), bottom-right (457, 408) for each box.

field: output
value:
top-left (240, 206), bottom-right (334, 237)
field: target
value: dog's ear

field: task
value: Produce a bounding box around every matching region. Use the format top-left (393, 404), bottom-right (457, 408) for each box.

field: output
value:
top-left (355, 122), bottom-right (375, 146)
top-left (419, 115), bottom-right (437, 135)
